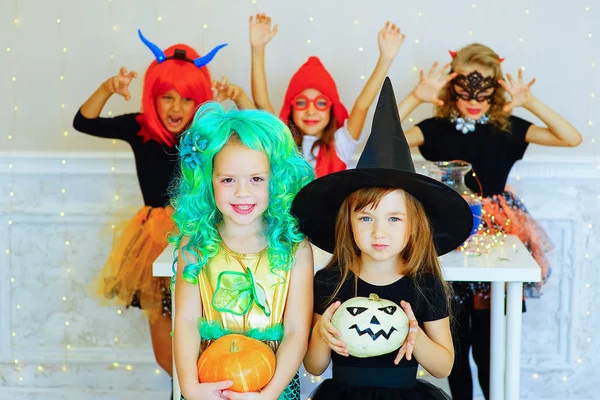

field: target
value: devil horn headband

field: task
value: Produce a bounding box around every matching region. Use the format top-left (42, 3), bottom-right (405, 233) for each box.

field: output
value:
top-left (449, 49), bottom-right (505, 63)
top-left (138, 29), bottom-right (227, 68)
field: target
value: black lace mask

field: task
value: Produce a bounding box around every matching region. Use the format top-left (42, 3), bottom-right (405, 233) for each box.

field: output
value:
top-left (451, 71), bottom-right (497, 103)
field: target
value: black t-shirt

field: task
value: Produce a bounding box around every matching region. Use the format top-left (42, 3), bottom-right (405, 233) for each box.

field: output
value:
top-left (417, 116), bottom-right (532, 197)
top-left (313, 266), bottom-right (448, 369)
top-left (73, 110), bottom-right (180, 207)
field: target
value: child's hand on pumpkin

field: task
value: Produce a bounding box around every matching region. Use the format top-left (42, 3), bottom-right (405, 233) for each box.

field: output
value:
top-left (319, 301), bottom-right (349, 357)
top-left (223, 390), bottom-right (267, 400)
top-left (182, 380), bottom-right (233, 400)
top-left (393, 300), bottom-right (419, 365)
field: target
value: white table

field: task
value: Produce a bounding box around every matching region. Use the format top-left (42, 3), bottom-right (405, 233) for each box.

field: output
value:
top-left (154, 235), bottom-right (540, 400)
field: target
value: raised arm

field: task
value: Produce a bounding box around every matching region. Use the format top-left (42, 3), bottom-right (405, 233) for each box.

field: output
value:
top-left (499, 70), bottom-right (582, 147)
top-left (80, 67), bottom-right (138, 119)
top-left (249, 13), bottom-right (278, 114)
top-left (346, 22), bottom-right (405, 140)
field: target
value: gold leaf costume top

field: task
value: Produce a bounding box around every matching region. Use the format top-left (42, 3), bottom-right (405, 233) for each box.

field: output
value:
top-left (195, 241), bottom-right (300, 400)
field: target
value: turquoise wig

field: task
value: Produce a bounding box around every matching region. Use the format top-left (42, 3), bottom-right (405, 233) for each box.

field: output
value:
top-left (169, 102), bottom-right (314, 286)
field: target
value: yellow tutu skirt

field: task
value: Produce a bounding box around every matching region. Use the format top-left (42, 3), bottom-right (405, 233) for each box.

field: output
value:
top-left (90, 206), bottom-right (176, 322)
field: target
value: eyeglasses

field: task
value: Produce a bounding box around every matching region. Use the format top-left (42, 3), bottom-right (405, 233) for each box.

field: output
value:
top-left (291, 94), bottom-right (332, 111)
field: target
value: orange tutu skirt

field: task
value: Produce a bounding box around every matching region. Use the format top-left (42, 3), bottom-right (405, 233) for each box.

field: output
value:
top-left (90, 206), bottom-right (176, 321)
top-left (453, 187), bottom-right (553, 307)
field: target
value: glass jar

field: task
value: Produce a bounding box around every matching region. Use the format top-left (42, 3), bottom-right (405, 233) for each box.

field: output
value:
top-left (424, 160), bottom-right (482, 237)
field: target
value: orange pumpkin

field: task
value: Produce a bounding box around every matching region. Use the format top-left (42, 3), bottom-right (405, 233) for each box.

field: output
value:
top-left (197, 334), bottom-right (276, 393)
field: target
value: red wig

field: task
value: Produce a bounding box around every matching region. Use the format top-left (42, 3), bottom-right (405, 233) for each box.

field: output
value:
top-left (136, 44), bottom-right (214, 146)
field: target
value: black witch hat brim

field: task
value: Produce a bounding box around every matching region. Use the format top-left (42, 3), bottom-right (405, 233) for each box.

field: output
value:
top-left (291, 167), bottom-right (473, 255)
top-left (291, 77), bottom-right (473, 256)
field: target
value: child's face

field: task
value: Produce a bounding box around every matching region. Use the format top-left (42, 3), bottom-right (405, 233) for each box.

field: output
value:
top-left (452, 64), bottom-right (496, 121)
top-left (291, 88), bottom-right (332, 138)
top-left (212, 142), bottom-right (271, 228)
top-left (350, 190), bottom-right (409, 263)
top-left (156, 89), bottom-right (196, 134)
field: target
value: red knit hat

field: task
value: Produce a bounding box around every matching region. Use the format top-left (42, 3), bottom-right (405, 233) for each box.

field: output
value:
top-left (279, 56), bottom-right (348, 127)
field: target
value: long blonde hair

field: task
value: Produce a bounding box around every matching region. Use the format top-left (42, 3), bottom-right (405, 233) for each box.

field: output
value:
top-left (323, 187), bottom-right (452, 313)
top-left (436, 43), bottom-right (510, 130)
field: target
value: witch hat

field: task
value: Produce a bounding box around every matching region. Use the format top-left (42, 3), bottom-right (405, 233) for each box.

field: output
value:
top-left (291, 77), bottom-right (473, 255)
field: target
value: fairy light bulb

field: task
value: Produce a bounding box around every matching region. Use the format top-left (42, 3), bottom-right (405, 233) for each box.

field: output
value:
top-left (306, 39), bottom-right (311, 44)
top-left (157, 16), bottom-right (162, 21)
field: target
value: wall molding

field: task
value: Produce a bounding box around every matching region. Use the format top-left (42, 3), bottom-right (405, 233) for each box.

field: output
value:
top-left (0, 152), bottom-right (599, 180)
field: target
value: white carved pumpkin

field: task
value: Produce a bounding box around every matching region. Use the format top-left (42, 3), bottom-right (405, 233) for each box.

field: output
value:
top-left (331, 293), bottom-right (409, 358)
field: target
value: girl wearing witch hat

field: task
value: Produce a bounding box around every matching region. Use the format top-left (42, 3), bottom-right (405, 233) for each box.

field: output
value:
top-left (73, 30), bottom-right (253, 379)
top-left (396, 43), bottom-right (581, 399)
top-left (249, 14), bottom-right (405, 177)
top-left (294, 78), bottom-right (472, 400)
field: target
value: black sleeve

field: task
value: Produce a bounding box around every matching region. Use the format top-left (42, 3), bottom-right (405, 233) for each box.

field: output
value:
top-left (416, 118), bottom-right (445, 160)
top-left (73, 109), bottom-right (141, 143)
top-left (508, 115), bottom-right (532, 161)
top-left (417, 274), bottom-right (449, 322)
top-left (313, 267), bottom-right (342, 315)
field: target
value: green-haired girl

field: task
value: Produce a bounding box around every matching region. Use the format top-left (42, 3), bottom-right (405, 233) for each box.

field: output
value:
top-left (169, 102), bottom-right (315, 400)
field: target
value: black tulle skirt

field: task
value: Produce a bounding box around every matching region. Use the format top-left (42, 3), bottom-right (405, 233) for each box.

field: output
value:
top-left (309, 378), bottom-right (451, 400)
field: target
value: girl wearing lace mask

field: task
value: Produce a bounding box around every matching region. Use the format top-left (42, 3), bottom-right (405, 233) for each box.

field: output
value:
top-left (395, 43), bottom-right (582, 400)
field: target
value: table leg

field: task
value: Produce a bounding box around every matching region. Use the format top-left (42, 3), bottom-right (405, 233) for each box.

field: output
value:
top-left (490, 281), bottom-right (506, 400)
top-left (505, 282), bottom-right (523, 400)
top-left (172, 292), bottom-right (181, 400)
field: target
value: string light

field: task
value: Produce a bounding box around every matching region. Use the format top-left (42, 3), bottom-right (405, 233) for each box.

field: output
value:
top-left (7, 0), bottom-right (19, 368)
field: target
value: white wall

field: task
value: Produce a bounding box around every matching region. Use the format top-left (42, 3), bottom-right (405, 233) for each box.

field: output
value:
top-left (1, 1), bottom-right (600, 399)
top-left (1, 0), bottom-right (598, 156)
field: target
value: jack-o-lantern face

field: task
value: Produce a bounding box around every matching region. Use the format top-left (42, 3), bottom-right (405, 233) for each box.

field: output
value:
top-left (331, 293), bottom-right (409, 358)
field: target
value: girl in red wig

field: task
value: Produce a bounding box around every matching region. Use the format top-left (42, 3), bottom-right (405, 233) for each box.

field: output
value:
top-left (250, 14), bottom-right (405, 178)
top-left (73, 30), bottom-right (254, 382)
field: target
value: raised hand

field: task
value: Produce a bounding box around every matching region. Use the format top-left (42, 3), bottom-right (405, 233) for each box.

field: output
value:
top-left (498, 69), bottom-right (536, 112)
top-left (413, 62), bottom-right (457, 106)
top-left (378, 21), bottom-right (405, 61)
top-left (249, 13), bottom-right (278, 49)
top-left (393, 300), bottom-right (419, 365)
top-left (103, 67), bottom-right (138, 101)
top-left (212, 76), bottom-right (242, 103)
